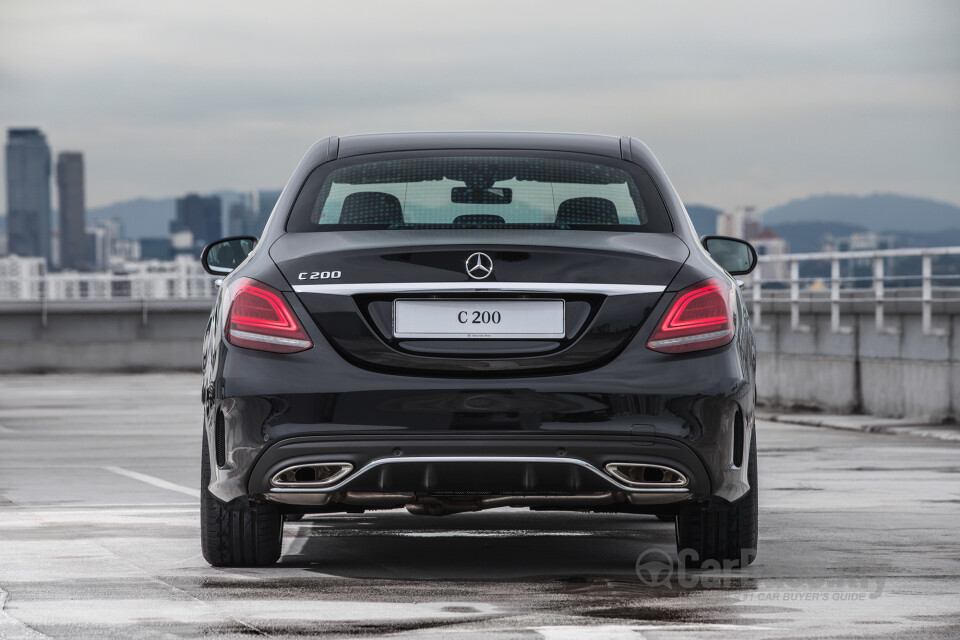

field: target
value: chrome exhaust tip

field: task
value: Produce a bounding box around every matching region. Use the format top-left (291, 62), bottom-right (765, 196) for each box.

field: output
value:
top-left (605, 463), bottom-right (688, 488)
top-left (270, 462), bottom-right (353, 489)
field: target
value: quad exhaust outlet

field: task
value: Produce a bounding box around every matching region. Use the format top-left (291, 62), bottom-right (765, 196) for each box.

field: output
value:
top-left (270, 462), bottom-right (353, 489)
top-left (605, 463), bottom-right (688, 488)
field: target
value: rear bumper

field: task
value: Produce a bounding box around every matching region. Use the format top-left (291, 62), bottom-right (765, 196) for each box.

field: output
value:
top-left (205, 336), bottom-right (755, 509)
top-left (203, 280), bottom-right (756, 508)
top-left (246, 435), bottom-right (708, 507)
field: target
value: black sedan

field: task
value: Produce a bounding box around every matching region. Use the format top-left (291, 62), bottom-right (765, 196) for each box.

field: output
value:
top-left (199, 132), bottom-right (759, 568)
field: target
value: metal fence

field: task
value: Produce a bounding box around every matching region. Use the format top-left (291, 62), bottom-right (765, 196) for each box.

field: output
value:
top-left (744, 246), bottom-right (960, 336)
top-left (0, 259), bottom-right (219, 303)
top-left (9, 273), bottom-right (219, 301)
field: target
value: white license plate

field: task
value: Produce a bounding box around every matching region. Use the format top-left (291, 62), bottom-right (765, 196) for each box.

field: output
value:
top-left (393, 299), bottom-right (565, 339)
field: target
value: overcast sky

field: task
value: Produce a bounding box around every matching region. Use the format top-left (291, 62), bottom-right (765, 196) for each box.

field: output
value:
top-left (2, 0), bottom-right (958, 213)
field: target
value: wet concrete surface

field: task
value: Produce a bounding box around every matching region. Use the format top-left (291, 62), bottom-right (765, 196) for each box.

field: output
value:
top-left (0, 373), bottom-right (958, 639)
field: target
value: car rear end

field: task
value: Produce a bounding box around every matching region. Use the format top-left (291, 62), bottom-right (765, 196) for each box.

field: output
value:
top-left (200, 133), bottom-right (757, 567)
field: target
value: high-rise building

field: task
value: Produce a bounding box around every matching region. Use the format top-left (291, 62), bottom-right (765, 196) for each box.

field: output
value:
top-left (139, 237), bottom-right (173, 261)
top-left (227, 192), bottom-right (256, 237)
top-left (88, 217), bottom-right (124, 269)
top-left (255, 189), bottom-right (282, 235)
top-left (227, 203), bottom-right (247, 237)
top-left (751, 228), bottom-right (790, 283)
top-left (717, 206), bottom-right (760, 240)
top-left (5, 128), bottom-right (52, 265)
top-left (57, 151), bottom-right (88, 270)
top-left (170, 194), bottom-right (222, 257)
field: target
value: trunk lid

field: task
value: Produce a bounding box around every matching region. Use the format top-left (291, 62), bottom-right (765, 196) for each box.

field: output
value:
top-left (270, 230), bottom-right (688, 375)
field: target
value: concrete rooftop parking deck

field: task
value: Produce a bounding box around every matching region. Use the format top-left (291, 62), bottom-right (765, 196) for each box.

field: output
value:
top-left (0, 373), bottom-right (958, 639)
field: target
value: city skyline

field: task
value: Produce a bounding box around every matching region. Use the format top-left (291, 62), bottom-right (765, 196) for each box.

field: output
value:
top-left (1, 0), bottom-right (958, 213)
top-left (3, 123), bottom-right (958, 276)
top-left (1, 125), bottom-right (285, 269)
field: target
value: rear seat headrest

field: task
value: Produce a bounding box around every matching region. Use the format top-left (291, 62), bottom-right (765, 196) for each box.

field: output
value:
top-left (339, 192), bottom-right (404, 225)
top-left (555, 197), bottom-right (619, 226)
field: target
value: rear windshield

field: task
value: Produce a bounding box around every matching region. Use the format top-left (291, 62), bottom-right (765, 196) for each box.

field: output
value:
top-left (286, 152), bottom-right (672, 232)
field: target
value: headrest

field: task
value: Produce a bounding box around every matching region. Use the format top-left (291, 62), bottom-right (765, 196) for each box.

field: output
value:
top-left (555, 197), bottom-right (619, 226)
top-left (339, 192), bottom-right (403, 225)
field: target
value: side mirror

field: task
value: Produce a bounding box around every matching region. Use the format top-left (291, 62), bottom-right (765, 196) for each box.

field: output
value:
top-left (201, 236), bottom-right (258, 275)
top-left (701, 236), bottom-right (758, 276)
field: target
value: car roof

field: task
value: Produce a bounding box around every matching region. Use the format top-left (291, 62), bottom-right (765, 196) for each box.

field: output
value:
top-left (336, 132), bottom-right (623, 159)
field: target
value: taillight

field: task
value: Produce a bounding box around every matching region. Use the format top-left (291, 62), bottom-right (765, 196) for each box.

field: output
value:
top-left (225, 278), bottom-right (312, 354)
top-left (647, 278), bottom-right (735, 354)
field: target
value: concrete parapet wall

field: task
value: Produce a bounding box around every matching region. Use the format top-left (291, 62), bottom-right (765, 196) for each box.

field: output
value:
top-left (0, 301), bottom-right (211, 373)
top-left (755, 310), bottom-right (959, 421)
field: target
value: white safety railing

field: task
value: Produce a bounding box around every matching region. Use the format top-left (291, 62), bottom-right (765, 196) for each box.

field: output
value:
top-left (747, 246), bottom-right (960, 336)
top-left (0, 262), bottom-right (219, 303)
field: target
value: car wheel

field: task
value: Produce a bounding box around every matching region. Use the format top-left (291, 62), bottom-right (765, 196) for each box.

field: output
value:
top-left (675, 433), bottom-right (758, 568)
top-left (201, 433), bottom-right (283, 567)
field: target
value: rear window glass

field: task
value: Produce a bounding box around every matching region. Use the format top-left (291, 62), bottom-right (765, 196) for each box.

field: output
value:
top-left (287, 153), bottom-right (672, 232)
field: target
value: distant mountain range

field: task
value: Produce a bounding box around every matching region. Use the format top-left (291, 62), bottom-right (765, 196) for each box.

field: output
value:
top-left (87, 197), bottom-right (175, 238)
top-left (761, 193), bottom-right (960, 233)
top-left (762, 194), bottom-right (960, 253)
top-left (642, 195), bottom-right (959, 245)
top-left (766, 222), bottom-right (867, 253)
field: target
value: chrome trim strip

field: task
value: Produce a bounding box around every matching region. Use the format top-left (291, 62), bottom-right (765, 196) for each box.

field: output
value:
top-left (266, 456), bottom-right (691, 495)
top-left (292, 282), bottom-right (666, 296)
top-left (647, 329), bottom-right (732, 350)
top-left (229, 329), bottom-right (312, 349)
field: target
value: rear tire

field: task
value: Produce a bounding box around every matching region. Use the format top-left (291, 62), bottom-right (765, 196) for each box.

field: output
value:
top-left (201, 433), bottom-right (283, 567)
top-left (675, 433), bottom-right (758, 568)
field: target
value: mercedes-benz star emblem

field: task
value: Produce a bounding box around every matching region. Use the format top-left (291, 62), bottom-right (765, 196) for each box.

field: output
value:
top-left (465, 252), bottom-right (494, 280)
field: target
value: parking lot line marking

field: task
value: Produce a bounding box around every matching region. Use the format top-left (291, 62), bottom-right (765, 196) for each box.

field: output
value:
top-left (533, 624), bottom-right (777, 639)
top-left (0, 588), bottom-right (50, 640)
top-left (103, 466), bottom-right (200, 499)
top-left (535, 626), bottom-right (647, 640)
top-left (19, 502), bottom-right (197, 509)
